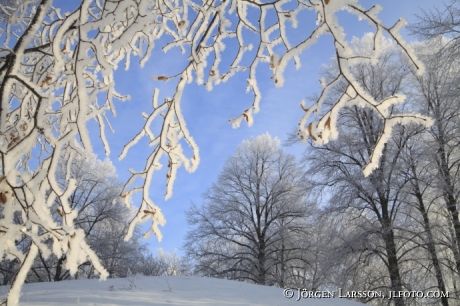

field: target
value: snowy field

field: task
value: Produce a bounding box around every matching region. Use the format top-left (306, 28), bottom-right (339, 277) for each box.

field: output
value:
top-left (0, 276), bottom-right (365, 306)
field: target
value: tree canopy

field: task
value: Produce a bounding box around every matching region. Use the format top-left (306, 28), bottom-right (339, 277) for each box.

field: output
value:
top-left (185, 134), bottom-right (310, 286)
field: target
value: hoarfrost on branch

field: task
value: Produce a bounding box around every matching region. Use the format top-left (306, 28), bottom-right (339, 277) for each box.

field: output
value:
top-left (0, 0), bottom-right (431, 304)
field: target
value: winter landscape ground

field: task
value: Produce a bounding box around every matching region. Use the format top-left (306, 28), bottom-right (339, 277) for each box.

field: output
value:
top-left (0, 276), bottom-right (365, 306)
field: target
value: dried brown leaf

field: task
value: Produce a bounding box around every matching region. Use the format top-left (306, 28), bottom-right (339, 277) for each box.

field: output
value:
top-left (270, 54), bottom-right (276, 68)
top-left (0, 192), bottom-right (6, 204)
top-left (143, 210), bottom-right (156, 216)
top-left (325, 117), bottom-right (331, 130)
top-left (40, 76), bottom-right (52, 87)
top-left (157, 76), bottom-right (168, 81)
top-left (7, 137), bottom-right (19, 149)
top-left (308, 123), bottom-right (317, 141)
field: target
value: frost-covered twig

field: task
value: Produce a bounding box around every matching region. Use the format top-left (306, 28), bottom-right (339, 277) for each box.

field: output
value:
top-left (289, 1), bottom-right (433, 176)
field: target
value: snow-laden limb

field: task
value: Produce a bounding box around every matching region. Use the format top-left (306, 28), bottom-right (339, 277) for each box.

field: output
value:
top-left (141, 0), bottom-right (430, 188)
top-left (6, 243), bottom-right (38, 306)
top-left (288, 1), bottom-right (431, 175)
top-left (0, 0), bottom-right (432, 304)
top-left (362, 114), bottom-right (434, 176)
top-left (119, 81), bottom-right (199, 242)
top-left (0, 0), bottom-right (171, 305)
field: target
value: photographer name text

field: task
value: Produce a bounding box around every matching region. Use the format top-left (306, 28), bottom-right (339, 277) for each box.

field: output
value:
top-left (283, 288), bottom-right (449, 301)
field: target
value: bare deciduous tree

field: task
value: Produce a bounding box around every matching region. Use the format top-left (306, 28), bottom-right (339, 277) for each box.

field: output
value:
top-left (409, 0), bottom-right (460, 59)
top-left (301, 35), bottom-right (422, 306)
top-left (296, 34), bottom-right (460, 306)
top-left (184, 134), bottom-right (310, 286)
top-left (0, 154), bottom-right (146, 283)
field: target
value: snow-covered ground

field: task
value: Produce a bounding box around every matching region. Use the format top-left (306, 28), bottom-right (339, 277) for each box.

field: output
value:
top-left (0, 276), bottom-right (366, 305)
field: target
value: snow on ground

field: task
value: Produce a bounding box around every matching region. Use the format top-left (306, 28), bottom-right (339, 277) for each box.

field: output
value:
top-left (0, 276), bottom-right (366, 306)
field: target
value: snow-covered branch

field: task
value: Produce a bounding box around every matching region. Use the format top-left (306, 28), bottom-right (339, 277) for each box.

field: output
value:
top-left (0, 0), bottom-right (432, 304)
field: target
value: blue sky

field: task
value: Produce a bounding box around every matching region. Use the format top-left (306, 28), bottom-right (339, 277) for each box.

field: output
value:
top-left (54, 0), bottom-right (438, 256)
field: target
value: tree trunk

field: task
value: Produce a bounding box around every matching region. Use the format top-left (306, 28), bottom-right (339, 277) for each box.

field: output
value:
top-left (279, 241), bottom-right (285, 288)
top-left (443, 180), bottom-right (460, 275)
top-left (53, 256), bottom-right (66, 282)
top-left (382, 222), bottom-right (405, 306)
top-left (380, 194), bottom-right (405, 306)
top-left (411, 170), bottom-right (449, 306)
top-left (432, 100), bottom-right (460, 275)
top-left (257, 247), bottom-right (266, 285)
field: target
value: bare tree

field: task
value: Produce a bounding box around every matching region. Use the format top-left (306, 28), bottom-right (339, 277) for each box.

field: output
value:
top-left (398, 133), bottom-right (451, 306)
top-left (401, 39), bottom-right (460, 303)
top-left (0, 0), bottom-right (430, 304)
top-left (301, 35), bottom-right (424, 306)
top-left (409, 0), bottom-right (460, 59)
top-left (184, 134), bottom-right (310, 286)
top-left (56, 154), bottom-right (140, 280)
top-left (0, 154), bottom-right (147, 283)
